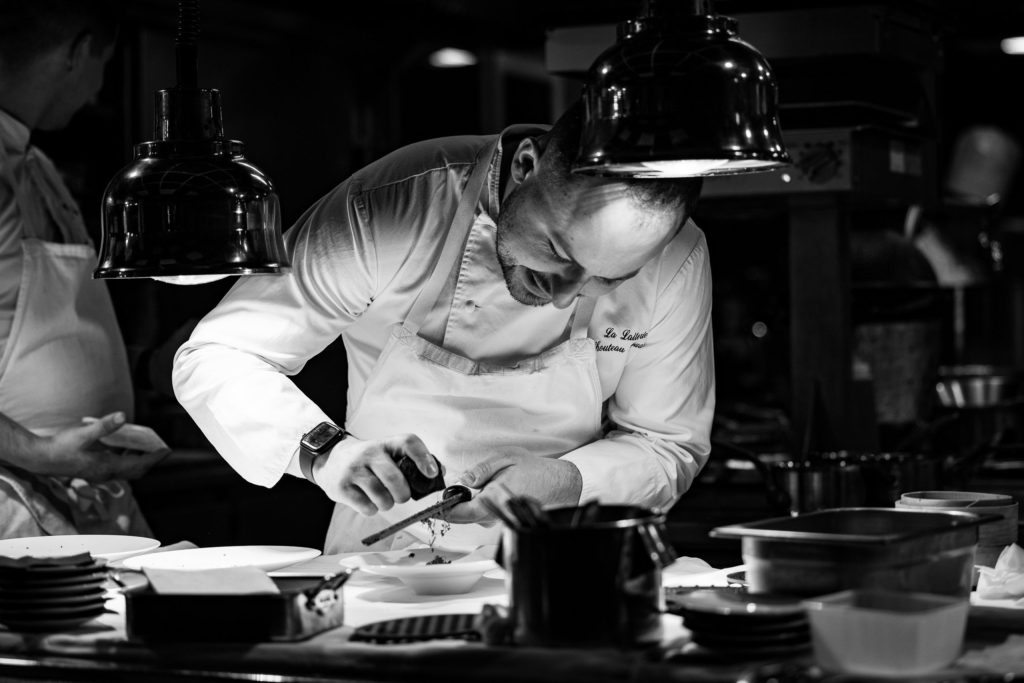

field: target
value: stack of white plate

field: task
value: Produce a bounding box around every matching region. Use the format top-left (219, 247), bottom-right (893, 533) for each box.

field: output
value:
top-left (0, 553), bottom-right (109, 633)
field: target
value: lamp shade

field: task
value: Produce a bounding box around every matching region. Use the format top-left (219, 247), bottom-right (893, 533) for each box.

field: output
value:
top-left (94, 88), bottom-right (287, 279)
top-left (574, 10), bottom-right (791, 178)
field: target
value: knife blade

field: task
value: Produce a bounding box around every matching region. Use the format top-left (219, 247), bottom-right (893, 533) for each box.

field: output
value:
top-left (360, 485), bottom-right (472, 547)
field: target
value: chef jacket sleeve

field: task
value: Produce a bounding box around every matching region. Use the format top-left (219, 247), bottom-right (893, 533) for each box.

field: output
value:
top-left (560, 227), bottom-right (714, 510)
top-left (172, 182), bottom-right (377, 487)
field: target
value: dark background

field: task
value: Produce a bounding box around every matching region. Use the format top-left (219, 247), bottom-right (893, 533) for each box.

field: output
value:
top-left (27, 0), bottom-right (1024, 550)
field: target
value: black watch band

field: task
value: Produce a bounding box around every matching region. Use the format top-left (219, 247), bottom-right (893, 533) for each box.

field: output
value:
top-left (299, 422), bottom-right (346, 484)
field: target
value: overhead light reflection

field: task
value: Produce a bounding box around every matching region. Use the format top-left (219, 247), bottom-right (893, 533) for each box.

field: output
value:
top-left (428, 48), bottom-right (478, 68)
top-left (1001, 37), bottom-right (1024, 54)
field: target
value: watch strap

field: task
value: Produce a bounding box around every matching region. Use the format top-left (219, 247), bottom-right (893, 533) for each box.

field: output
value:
top-left (299, 422), bottom-right (346, 484)
top-left (299, 447), bottom-right (318, 483)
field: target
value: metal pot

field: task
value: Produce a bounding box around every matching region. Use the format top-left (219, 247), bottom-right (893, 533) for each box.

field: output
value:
top-left (711, 441), bottom-right (949, 514)
top-left (713, 441), bottom-right (878, 515)
top-left (498, 504), bottom-right (674, 648)
top-left (936, 365), bottom-right (1022, 409)
top-left (814, 451), bottom-right (944, 507)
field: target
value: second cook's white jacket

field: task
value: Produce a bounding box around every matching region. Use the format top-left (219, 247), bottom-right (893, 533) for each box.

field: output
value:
top-left (172, 126), bottom-right (716, 511)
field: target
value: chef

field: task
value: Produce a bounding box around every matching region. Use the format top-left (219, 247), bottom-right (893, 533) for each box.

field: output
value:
top-left (0, 0), bottom-right (166, 538)
top-left (173, 101), bottom-right (714, 553)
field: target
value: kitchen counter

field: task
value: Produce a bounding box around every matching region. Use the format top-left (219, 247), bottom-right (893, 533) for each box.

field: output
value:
top-left (1, 553), bottom-right (1022, 683)
top-left (0, 556), bottom-right (755, 683)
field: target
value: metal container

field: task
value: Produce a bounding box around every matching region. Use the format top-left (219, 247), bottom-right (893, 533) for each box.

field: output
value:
top-left (499, 505), bottom-right (673, 648)
top-left (770, 459), bottom-right (866, 515)
top-left (936, 365), bottom-right (1022, 409)
top-left (896, 491), bottom-right (1018, 570)
top-left (710, 508), bottom-right (991, 598)
top-left (814, 451), bottom-right (943, 506)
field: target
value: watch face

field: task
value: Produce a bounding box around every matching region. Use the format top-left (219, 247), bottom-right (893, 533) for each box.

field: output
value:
top-left (304, 422), bottom-right (341, 451)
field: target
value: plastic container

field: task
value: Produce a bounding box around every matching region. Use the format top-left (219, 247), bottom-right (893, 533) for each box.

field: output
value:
top-left (802, 589), bottom-right (969, 676)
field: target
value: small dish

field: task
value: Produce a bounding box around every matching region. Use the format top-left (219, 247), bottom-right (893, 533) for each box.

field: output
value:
top-left (339, 546), bottom-right (498, 595)
top-left (802, 589), bottom-right (969, 677)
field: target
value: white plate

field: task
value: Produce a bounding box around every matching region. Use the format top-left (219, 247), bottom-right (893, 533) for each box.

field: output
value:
top-left (0, 535), bottom-right (160, 562)
top-left (339, 546), bottom-right (498, 595)
top-left (122, 545), bottom-right (321, 572)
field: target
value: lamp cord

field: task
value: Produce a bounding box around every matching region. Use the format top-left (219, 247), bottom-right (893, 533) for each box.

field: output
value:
top-left (644, 0), bottom-right (712, 16)
top-left (176, 0), bottom-right (200, 90)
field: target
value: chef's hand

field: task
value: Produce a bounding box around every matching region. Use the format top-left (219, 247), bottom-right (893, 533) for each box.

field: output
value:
top-left (444, 455), bottom-right (582, 524)
top-left (311, 434), bottom-right (440, 516)
top-left (33, 412), bottom-right (169, 481)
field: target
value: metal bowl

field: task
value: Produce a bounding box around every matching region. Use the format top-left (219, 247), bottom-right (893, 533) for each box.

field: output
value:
top-left (935, 365), bottom-right (1022, 408)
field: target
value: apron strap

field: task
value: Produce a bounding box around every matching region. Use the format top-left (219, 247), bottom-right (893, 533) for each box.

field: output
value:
top-left (405, 147), bottom-right (493, 334)
top-left (569, 295), bottom-right (596, 339)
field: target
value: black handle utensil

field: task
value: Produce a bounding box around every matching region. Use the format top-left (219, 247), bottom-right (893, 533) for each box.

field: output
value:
top-left (392, 453), bottom-right (446, 500)
top-left (360, 485), bottom-right (472, 547)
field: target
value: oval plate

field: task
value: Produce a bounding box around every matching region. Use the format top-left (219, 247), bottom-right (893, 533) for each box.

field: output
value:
top-left (0, 535), bottom-right (159, 562)
top-left (123, 546), bottom-right (321, 572)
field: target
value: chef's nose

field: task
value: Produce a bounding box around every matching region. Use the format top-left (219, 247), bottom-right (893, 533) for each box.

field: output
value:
top-left (550, 275), bottom-right (587, 309)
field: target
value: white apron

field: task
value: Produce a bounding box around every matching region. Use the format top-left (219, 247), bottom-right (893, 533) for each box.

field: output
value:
top-left (0, 146), bottom-right (148, 538)
top-left (325, 144), bottom-right (603, 553)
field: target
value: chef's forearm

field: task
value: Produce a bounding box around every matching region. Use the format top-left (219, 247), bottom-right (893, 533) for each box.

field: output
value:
top-left (560, 430), bottom-right (705, 509)
top-left (0, 411), bottom-right (45, 469)
top-left (172, 342), bottom-right (333, 487)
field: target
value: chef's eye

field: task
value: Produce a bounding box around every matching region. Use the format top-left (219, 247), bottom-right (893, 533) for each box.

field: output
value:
top-left (547, 240), bottom-right (572, 265)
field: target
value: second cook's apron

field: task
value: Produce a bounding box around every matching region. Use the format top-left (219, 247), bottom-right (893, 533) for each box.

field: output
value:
top-left (325, 144), bottom-right (603, 553)
top-left (0, 146), bottom-right (149, 538)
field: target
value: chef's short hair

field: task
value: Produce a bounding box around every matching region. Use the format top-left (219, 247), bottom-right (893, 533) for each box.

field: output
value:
top-left (0, 0), bottom-right (124, 73)
top-left (542, 100), bottom-right (703, 215)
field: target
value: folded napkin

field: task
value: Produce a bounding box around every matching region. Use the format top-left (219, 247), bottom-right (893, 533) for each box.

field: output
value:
top-left (143, 566), bottom-right (280, 595)
top-left (976, 544), bottom-right (1024, 602)
top-left (959, 634), bottom-right (1024, 671)
top-left (81, 417), bottom-right (169, 453)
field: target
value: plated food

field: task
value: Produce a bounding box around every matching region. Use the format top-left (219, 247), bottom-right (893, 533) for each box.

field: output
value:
top-left (339, 546), bottom-right (498, 595)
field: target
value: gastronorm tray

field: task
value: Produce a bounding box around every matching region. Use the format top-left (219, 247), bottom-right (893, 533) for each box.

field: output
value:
top-left (710, 508), bottom-right (998, 598)
top-left (710, 507), bottom-right (994, 545)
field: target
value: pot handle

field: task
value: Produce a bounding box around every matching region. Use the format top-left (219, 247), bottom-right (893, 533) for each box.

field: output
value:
top-left (711, 439), bottom-right (792, 512)
top-left (637, 520), bottom-right (677, 569)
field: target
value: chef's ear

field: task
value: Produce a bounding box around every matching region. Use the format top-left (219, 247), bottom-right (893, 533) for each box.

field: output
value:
top-left (510, 137), bottom-right (542, 183)
top-left (64, 31), bottom-right (94, 74)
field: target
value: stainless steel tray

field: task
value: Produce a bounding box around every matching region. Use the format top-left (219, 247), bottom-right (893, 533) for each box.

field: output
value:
top-left (710, 507), bottom-right (995, 545)
top-left (709, 508), bottom-right (998, 597)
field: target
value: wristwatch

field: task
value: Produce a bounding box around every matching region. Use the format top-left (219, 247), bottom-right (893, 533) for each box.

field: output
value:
top-left (299, 422), bottom-right (347, 484)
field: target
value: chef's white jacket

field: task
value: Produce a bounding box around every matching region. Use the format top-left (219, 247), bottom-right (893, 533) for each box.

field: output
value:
top-left (173, 125), bottom-right (715, 510)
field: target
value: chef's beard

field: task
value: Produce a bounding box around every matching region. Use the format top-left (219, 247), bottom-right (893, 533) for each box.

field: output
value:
top-left (495, 191), bottom-right (549, 307)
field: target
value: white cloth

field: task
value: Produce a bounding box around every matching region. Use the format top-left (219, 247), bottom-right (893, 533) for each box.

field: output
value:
top-left (0, 107), bottom-right (134, 431)
top-left (325, 144), bottom-right (602, 552)
top-left (0, 107), bottom-right (144, 538)
top-left (173, 126), bottom-right (715, 517)
top-left (0, 108), bottom-right (65, 359)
